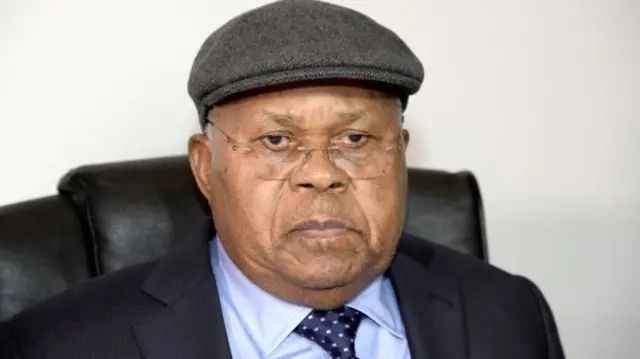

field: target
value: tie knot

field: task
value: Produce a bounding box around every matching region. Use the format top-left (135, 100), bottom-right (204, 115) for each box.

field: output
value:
top-left (294, 306), bottom-right (363, 359)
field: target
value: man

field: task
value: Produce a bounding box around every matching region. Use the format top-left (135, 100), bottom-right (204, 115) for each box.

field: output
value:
top-left (1, 0), bottom-right (565, 358)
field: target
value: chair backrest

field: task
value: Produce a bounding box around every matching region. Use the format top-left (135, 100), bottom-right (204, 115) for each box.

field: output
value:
top-left (0, 196), bottom-right (87, 319)
top-left (0, 155), bottom-right (487, 319)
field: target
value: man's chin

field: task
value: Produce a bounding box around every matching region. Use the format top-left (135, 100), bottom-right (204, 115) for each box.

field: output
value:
top-left (284, 267), bottom-right (362, 291)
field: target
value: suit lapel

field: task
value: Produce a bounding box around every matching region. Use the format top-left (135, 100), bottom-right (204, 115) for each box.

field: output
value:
top-left (389, 233), bottom-right (468, 359)
top-left (133, 220), bottom-right (232, 359)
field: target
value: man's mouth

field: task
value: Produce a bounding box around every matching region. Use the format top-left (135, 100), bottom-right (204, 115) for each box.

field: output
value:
top-left (290, 219), bottom-right (352, 238)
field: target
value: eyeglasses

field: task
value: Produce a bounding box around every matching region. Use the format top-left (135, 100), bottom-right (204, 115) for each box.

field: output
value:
top-left (204, 120), bottom-right (404, 180)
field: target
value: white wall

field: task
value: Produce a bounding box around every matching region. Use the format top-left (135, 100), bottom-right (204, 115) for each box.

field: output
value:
top-left (1, 0), bottom-right (638, 357)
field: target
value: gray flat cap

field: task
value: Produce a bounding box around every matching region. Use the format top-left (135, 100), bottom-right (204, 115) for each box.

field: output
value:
top-left (187, 0), bottom-right (424, 128)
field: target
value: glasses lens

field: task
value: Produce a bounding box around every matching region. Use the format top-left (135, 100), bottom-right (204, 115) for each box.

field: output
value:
top-left (243, 138), bottom-right (401, 180)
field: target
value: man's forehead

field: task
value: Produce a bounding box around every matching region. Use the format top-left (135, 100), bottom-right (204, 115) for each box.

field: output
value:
top-left (212, 85), bottom-right (399, 124)
top-left (260, 108), bottom-right (366, 124)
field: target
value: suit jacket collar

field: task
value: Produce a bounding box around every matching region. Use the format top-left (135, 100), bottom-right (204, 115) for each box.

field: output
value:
top-left (134, 219), bottom-right (467, 359)
top-left (134, 219), bottom-right (232, 359)
top-left (390, 233), bottom-right (468, 359)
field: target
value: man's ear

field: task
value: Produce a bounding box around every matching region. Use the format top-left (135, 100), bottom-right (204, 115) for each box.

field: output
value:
top-left (401, 128), bottom-right (410, 152)
top-left (188, 133), bottom-right (213, 202)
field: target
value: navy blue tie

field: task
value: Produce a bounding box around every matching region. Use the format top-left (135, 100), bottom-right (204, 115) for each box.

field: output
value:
top-left (294, 306), bottom-right (363, 359)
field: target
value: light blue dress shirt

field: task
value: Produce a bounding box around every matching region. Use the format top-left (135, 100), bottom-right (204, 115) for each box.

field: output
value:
top-left (210, 237), bottom-right (412, 359)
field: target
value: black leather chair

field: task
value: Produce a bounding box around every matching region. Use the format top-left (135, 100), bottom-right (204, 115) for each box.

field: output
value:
top-left (0, 155), bottom-right (487, 320)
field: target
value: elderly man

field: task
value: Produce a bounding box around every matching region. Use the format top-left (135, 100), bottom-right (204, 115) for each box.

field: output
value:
top-left (1, 0), bottom-right (565, 358)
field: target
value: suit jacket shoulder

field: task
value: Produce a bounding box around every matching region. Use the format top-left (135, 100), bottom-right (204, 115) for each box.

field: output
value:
top-left (2, 221), bottom-right (232, 359)
top-left (393, 233), bottom-right (565, 359)
top-left (2, 261), bottom-right (161, 358)
top-left (398, 231), bottom-right (543, 297)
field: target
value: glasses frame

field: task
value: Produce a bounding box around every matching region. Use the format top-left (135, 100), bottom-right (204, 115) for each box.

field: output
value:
top-left (203, 119), bottom-right (405, 180)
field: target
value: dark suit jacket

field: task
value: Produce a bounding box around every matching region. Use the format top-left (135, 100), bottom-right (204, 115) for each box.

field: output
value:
top-left (0, 220), bottom-right (565, 359)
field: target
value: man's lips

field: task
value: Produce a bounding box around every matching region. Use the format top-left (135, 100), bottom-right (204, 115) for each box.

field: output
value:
top-left (289, 219), bottom-right (353, 238)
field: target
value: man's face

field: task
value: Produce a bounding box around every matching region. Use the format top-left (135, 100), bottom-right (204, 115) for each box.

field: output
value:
top-left (189, 84), bottom-right (409, 307)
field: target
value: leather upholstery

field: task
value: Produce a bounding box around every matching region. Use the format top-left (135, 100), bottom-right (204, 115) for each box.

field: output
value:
top-left (0, 196), bottom-right (89, 319)
top-left (58, 157), bottom-right (209, 276)
top-left (404, 169), bottom-right (487, 257)
top-left (0, 155), bottom-right (487, 320)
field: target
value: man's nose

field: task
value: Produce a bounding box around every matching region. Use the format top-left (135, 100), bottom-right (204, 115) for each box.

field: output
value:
top-left (288, 150), bottom-right (350, 193)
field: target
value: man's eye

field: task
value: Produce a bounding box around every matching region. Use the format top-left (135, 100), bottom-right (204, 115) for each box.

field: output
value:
top-left (338, 133), bottom-right (371, 147)
top-left (260, 134), bottom-right (291, 151)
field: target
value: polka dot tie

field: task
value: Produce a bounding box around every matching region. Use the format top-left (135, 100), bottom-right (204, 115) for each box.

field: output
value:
top-left (294, 306), bottom-right (363, 359)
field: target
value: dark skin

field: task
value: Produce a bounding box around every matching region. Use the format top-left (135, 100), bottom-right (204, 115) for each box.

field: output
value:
top-left (188, 84), bottom-right (410, 309)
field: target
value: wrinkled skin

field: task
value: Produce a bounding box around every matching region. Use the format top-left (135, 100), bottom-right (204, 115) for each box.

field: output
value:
top-left (188, 83), bottom-right (410, 309)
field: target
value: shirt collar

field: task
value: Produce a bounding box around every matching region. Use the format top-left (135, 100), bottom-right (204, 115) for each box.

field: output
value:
top-left (210, 236), bottom-right (405, 357)
top-left (347, 275), bottom-right (406, 339)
